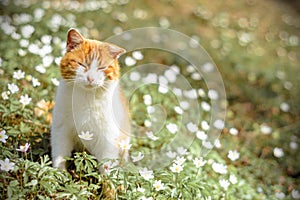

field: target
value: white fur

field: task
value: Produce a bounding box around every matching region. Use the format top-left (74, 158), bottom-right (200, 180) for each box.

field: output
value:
top-left (51, 61), bottom-right (129, 169)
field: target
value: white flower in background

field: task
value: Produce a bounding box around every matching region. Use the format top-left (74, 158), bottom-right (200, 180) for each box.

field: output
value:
top-left (214, 139), bottom-right (221, 149)
top-left (201, 101), bottom-right (211, 111)
top-left (280, 102), bottom-right (290, 112)
top-left (51, 78), bottom-right (60, 86)
top-left (208, 89), bottom-right (219, 100)
top-left (166, 151), bottom-right (176, 158)
top-left (131, 152), bottom-right (144, 162)
top-left (137, 186), bottom-right (145, 193)
top-left (78, 131), bottom-right (94, 141)
top-left (129, 71), bottom-right (141, 81)
top-left (273, 147), bottom-right (284, 158)
top-left (19, 94), bottom-right (32, 106)
top-left (42, 55), bottom-right (54, 67)
top-left (196, 131), bottom-right (208, 140)
top-left (229, 174), bottom-right (238, 184)
top-left (201, 120), bottom-right (210, 131)
top-left (170, 163), bottom-right (183, 173)
top-left (164, 69), bottom-right (177, 83)
top-left (174, 156), bottom-right (186, 165)
top-left (102, 161), bottom-right (112, 174)
top-left (102, 160), bottom-right (118, 174)
top-left (172, 88), bottom-right (182, 96)
top-left (13, 69), bottom-right (25, 80)
top-left (290, 141), bottom-right (298, 150)
top-left (132, 51), bottom-right (143, 60)
top-left (170, 65), bottom-right (180, 74)
top-left (229, 127), bottom-right (239, 135)
top-left (183, 89), bottom-right (198, 99)
top-left (125, 56), bottom-right (136, 66)
top-left (21, 25), bottom-right (35, 38)
top-left (1, 22), bottom-right (15, 35)
top-left (34, 8), bottom-right (45, 21)
top-left (28, 43), bottom-right (40, 54)
top-left (198, 88), bottom-right (206, 97)
top-left (174, 106), bottom-right (183, 114)
top-left (139, 167), bottom-right (154, 180)
top-left (0, 158), bottom-right (15, 172)
top-left (147, 106), bottom-right (155, 114)
top-left (158, 84), bottom-right (168, 94)
top-left (119, 140), bottom-right (132, 150)
top-left (145, 131), bottom-right (159, 141)
top-left (39, 45), bottom-right (53, 57)
top-left (142, 73), bottom-right (157, 84)
top-left (202, 62), bottom-right (214, 73)
top-left (32, 77), bottom-right (41, 87)
top-left (213, 119), bottom-right (224, 130)
top-left (186, 65), bottom-right (196, 73)
top-left (144, 119), bottom-right (152, 127)
top-left (159, 17), bottom-right (170, 28)
top-left (292, 189), bottom-right (300, 199)
top-left (193, 157), bottom-right (207, 168)
top-left (18, 49), bottom-right (27, 56)
top-left (12, 32), bottom-right (21, 40)
top-left (166, 123), bottom-right (178, 134)
top-left (180, 101), bottom-right (190, 110)
top-left (212, 162), bottom-right (228, 174)
top-left (143, 94), bottom-right (152, 105)
top-left (19, 39), bottom-right (29, 47)
top-left (191, 72), bottom-right (201, 80)
top-left (153, 180), bottom-right (165, 191)
top-left (260, 124), bottom-right (272, 134)
top-left (228, 150), bottom-right (240, 161)
top-left (159, 75), bottom-right (168, 86)
top-left (186, 122), bottom-right (198, 133)
top-left (54, 57), bottom-right (62, 65)
top-left (177, 147), bottom-right (188, 155)
top-left (16, 143), bottom-right (30, 152)
top-left (158, 76), bottom-right (168, 85)
top-left (1, 91), bottom-right (10, 100)
top-left (219, 179), bottom-right (230, 190)
top-left (14, 13), bottom-right (32, 24)
top-left (35, 65), bottom-right (46, 74)
top-left (41, 35), bottom-right (52, 44)
top-left (202, 140), bottom-right (213, 149)
top-left (0, 130), bottom-right (8, 143)
top-left (275, 192), bottom-right (285, 199)
top-left (8, 83), bottom-right (19, 94)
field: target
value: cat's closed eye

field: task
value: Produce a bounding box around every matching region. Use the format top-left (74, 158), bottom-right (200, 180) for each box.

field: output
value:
top-left (97, 66), bottom-right (108, 71)
top-left (74, 61), bottom-right (88, 69)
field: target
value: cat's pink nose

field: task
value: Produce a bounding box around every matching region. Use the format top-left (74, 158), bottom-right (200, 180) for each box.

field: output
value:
top-left (87, 76), bottom-right (94, 83)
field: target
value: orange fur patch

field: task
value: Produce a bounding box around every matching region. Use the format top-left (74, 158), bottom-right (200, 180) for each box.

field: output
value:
top-left (60, 39), bottom-right (120, 81)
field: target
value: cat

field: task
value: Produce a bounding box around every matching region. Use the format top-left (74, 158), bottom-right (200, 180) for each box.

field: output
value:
top-left (51, 28), bottom-right (130, 170)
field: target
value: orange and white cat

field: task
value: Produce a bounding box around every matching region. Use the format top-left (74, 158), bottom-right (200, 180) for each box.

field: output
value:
top-left (51, 28), bottom-right (130, 170)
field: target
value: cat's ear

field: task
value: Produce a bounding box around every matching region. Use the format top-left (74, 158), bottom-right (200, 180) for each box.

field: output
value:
top-left (107, 43), bottom-right (126, 59)
top-left (67, 28), bottom-right (84, 52)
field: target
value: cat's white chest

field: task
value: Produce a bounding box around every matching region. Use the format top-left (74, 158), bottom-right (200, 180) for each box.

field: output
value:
top-left (53, 80), bottom-right (122, 147)
top-left (72, 83), bottom-right (121, 141)
top-left (51, 80), bottom-right (128, 168)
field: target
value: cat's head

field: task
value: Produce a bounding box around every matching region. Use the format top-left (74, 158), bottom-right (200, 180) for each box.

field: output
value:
top-left (60, 28), bottom-right (126, 89)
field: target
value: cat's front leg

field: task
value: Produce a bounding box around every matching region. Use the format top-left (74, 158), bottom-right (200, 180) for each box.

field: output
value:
top-left (51, 127), bottom-right (74, 170)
